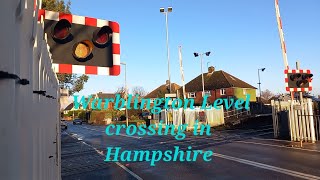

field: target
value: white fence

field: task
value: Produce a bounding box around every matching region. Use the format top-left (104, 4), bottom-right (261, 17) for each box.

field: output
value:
top-left (271, 99), bottom-right (316, 143)
top-left (153, 106), bottom-right (225, 131)
top-left (224, 108), bottom-right (250, 119)
top-left (0, 0), bottom-right (61, 179)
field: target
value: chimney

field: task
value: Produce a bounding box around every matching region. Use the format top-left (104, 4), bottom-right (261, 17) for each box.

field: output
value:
top-left (208, 66), bottom-right (215, 73)
top-left (166, 80), bottom-right (170, 86)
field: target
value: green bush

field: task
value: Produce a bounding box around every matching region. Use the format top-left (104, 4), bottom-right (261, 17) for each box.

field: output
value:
top-left (78, 111), bottom-right (86, 120)
top-left (89, 109), bottom-right (124, 125)
top-left (130, 115), bottom-right (140, 121)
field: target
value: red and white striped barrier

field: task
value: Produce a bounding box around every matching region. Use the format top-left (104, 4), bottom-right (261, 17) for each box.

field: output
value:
top-left (275, 0), bottom-right (289, 70)
top-left (38, 9), bottom-right (120, 76)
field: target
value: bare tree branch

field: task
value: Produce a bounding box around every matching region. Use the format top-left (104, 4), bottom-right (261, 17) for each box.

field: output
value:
top-left (132, 86), bottom-right (147, 97)
top-left (261, 89), bottom-right (274, 100)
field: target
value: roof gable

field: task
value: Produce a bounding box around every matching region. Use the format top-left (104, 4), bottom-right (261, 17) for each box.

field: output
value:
top-left (95, 93), bottom-right (115, 99)
top-left (145, 83), bottom-right (181, 98)
top-left (184, 70), bottom-right (256, 92)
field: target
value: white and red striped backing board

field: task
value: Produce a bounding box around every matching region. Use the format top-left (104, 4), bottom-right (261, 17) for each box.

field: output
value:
top-left (38, 9), bottom-right (120, 76)
top-left (284, 69), bottom-right (312, 92)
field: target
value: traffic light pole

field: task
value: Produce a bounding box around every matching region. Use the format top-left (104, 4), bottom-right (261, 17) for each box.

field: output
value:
top-left (121, 62), bottom-right (129, 127)
top-left (258, 69), bottom-right (262, 112)
top-left (296, 61), bottom-right (304, 147)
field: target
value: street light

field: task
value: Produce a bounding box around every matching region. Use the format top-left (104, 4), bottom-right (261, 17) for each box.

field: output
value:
top-left (121, 62), bottom-right (129, 127)
top-left (258, 68), bottom-right (266, 112)
top-left (160, 7), bottom-right (172, 93)
top-left (194, 51), bottom-right (211, 97)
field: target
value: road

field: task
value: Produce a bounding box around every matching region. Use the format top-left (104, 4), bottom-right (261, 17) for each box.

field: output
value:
top-left (62, 121), bottom-right (320, 180)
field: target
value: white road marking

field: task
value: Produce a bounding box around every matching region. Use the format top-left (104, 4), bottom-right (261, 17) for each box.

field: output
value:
top-left (213, 153), bottom-right (320, 180)
top-left (240, 128), bottom-right (274, 134)
top-left (219, 127), bottom-right (273, 133)
top-left (234, 140), bottom-right (320, 153)
top-left (67, 133), bottom-right (143, 180)
top-left (70, 133), bottom-right (84, 141)
top-left (115, 162), bottom-right (143, 180)
top-left (252, 137), bottom-right (293, 142)
top-left (117, 133), bottom-right (142, 139)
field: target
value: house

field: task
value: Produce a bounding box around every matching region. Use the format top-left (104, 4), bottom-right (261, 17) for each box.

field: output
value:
top-left (59, 88), bottom-right (70, 111)
top-left (144, 82), bottom-right (181, 103)
top-left (90, 92), bottom-right (143, 110)
top-left (63, 103), bottom-right (73, 114)
top-left (63, 103), bottom-right (84, 114)
top-left (183, 66), bottom-right (257, 106)
top-left (90, 92), bottom-right (116, 110)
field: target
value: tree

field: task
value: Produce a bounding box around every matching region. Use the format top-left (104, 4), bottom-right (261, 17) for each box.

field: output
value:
top-left (132, 86), bottom-right (147, 97)
top-left (58, 74), bottom-right (89, 96)
top-left (261, 89), bottom-right (274, 100)
top-left (42, 0), bottom-right (71, 13)
top-left (115, 86), bottom-right (127, 98)
top-left (42, 0), bottom-right (89, 96)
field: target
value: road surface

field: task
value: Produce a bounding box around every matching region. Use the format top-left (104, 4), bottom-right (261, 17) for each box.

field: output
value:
top-left (61, 121), bottom-right (320, 180)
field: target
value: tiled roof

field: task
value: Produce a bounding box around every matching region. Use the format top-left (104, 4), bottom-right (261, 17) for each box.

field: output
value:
top-left (64, 103), bottom-right (74, 111)
top-left (184, 70), bottom-right (256, 92)
top-left (145, 83), bottom-right (181, 98)
top-left (95, 93), bottom-right (115, 99)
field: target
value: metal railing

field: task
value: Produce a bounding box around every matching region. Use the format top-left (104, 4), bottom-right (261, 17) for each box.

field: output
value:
top-left (224, 109), bottom-right (250, 119)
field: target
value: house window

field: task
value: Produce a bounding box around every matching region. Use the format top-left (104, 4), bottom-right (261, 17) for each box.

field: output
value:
top-left (188, 92), bottom-right (196, 98)
top-left (204, 91), bottom-right (211, 97)
top-left (243, 89), bottom-right (247, 95)
top-left (220, 89), bottom-right (226, 95)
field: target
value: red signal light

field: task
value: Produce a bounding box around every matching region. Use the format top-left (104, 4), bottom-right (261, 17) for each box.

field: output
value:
top-left (51, 19), bottom-right (71, 41)
top-left (290, 74), bottom-right (301, 81)
top-left (297, 80), bottom-right (308, 87)
top-left (302, 74), bottom-right (313, 82)
top-left (92, 26), bottom-right (112, 47)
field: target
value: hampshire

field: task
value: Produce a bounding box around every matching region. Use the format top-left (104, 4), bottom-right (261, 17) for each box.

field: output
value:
top-left (104, 146), bottom-right (213, 166)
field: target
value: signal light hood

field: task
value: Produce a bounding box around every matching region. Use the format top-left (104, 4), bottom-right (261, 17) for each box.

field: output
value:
top-left (51, 19), bottom-right (72, 42)
top-left (92, 26), bottom-right (113, 48)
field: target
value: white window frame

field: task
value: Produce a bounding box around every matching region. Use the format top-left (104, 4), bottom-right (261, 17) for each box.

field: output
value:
top-left (220, 89), bottom-right (226, 95)
top-left (188, 92), bottom-right (196, 98)
top-left (204, 91), bottom-right (211, 97)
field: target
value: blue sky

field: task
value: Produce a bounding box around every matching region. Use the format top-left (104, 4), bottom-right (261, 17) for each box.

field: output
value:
top-left (69, 0), bottom-right (320, 97)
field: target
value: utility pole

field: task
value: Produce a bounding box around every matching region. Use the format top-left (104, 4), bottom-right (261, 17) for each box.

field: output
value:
top-left (178, 46), bottom-right (186, 100)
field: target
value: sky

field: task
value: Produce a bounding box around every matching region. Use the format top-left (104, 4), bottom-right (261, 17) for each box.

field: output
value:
top-left (69, 0), bottom-right (320, 98)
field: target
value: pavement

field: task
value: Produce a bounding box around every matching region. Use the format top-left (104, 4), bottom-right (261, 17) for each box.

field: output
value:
top-left (61, 120), bottom-right (320, 180)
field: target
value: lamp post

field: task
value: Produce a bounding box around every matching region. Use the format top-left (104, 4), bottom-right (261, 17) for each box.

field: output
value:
top-left (121, 62), bottom-right (129, 127)
top-left (194, 51), bottom-right (211, 97)
top-left (258, 68), bottom-right (266, 112)
top-left (160, 7), bottom-right (172, 93)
